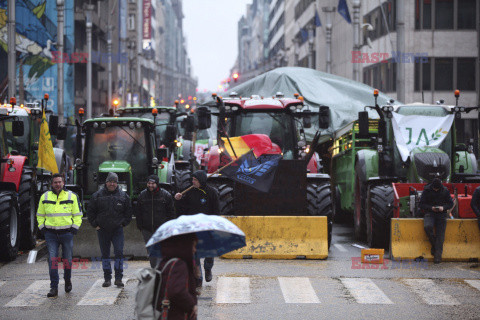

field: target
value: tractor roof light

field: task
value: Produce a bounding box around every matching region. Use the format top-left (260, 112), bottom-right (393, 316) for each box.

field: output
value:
top-left (373, 89), bottom-right (379, 97)
top-left (454, 90), bottom-right (460, 98)
top-left (79, 108), bottom-right (85, 115)
top-left (152, 108), bottom-right (158, 116)
top-left (9, 97), bottom-right (16, 105)
top-left (298, 96), bottom-right (304, 101)
top-left (294, 93), bottom-right (299, 98)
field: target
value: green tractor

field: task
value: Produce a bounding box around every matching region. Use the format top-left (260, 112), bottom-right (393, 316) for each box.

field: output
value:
top-left (321, 90), bottom-right (479, 249)
top-left (72, 116), bottom-right (168, 205)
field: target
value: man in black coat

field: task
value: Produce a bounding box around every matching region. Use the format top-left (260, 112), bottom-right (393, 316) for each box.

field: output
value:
top-left (87, 172), bottom-right (132, 287)
top-left (419, 178), bottom-right (454, 264)
top-left (470, 186), bottom-right (480, 231)
top-left (135, 174), bottom-right (175, 267)
top-left (174, 170), bottom-right (219, 286)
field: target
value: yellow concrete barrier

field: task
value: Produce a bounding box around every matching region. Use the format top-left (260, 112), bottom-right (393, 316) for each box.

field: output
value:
top-left (221, 216), bottom-right (328, 259)
top-left (391, 218), bottom-right (480, 261)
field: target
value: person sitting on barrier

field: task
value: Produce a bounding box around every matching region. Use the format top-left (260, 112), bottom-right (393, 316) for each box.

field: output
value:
top-left (419, 178), bottom-right (454, 264)
top-left (470, 185), bottom-right (480, 231)
top-left (174, 170), bottom-right (219, 290)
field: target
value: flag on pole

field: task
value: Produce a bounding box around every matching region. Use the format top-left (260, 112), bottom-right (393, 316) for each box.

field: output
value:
top-left (220, 150), bottom-right (282, 193)
top-left (338, 0), bottom-right (352, 24)
top-left (37, 110), bottom-right (58, 174)
top-left (315, 10), bottom-right (322, 27)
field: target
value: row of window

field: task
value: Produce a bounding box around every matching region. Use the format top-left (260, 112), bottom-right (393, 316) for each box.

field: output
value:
top-left (415, 0), bottom-right (476, 30)
top-left (363, 0), bottom-right (396, 43)
top-left (294, 0), bottom-right (315, 20)
top-left (414, 58), bottom-right (476, 91)
top-left (363, 60), bottom-right (397, 93)
top-left (268, 12), bottom-right (285, 46)
top-left (269, 0), bottom-right (284, 23)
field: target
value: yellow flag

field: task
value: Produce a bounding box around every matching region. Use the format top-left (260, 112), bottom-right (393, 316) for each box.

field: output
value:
top-left (37, 110), bottom-right (58, 174)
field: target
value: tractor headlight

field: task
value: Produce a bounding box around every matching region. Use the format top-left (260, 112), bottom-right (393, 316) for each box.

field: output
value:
top-left (176, 141), bottom-right (182, 147)
top-left (129, 122), bottom-right (135, 129)
top-left (93, 122), bottom-right (99, 128)
top-left (225, 106), bottom-right (231, 111)
top-left (118, 184), bottom-right (128, 192)
top-left (289, 106), bottom-right (296, 111)
top-left (232, 106), bottom-right (239, 111)
top-left (136, 122), bottom-right (142, 128)
top-left (100, 122), bottom-right (106, 129)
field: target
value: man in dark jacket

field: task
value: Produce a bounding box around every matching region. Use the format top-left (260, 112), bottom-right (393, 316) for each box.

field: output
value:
top-left (136, 174), bottom-right (176, 267)
top-left (419, 178), bottom-right (454, 264)
top-left (87, 172), bottom-right (132, 287)
top-left (174, 170), bottom-right (219, 286)
top-left (470, 186), bottom-right (480, 231)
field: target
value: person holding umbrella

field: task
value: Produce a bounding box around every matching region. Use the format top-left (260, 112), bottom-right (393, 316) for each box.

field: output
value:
top-left (136, 174), bottom-right (176, 267)
top-left (174, 170), bottom-right (219, 286)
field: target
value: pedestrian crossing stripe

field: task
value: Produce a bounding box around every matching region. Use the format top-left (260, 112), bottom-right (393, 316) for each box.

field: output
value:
top-left (278, 277), bottom-right (320, 303)
top-left (340, 278), bottom-right (393, 304)
top-left (216, 277), bottom-right (250, 303)
top-left (402, 279), bottom-right (460, 305)
top-left (77, 279), bottom-right (126, 306)
top-left (465, 279), bottom-right (480, 292)
top-left (333, 244), bottom-right (348, 252)
top-left (5, 280), bottom-right (51, 307)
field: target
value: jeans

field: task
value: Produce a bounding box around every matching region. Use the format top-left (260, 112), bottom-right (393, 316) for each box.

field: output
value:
top-left (97, 227), bottom-right (125, 281)
top-left (424, 212), bottom-right (448, 260)
top-left (141, 229), bottom-right (159, 268)
top-left (44, 230), bottom-right (74, 289)
top-left (195, 254), bottom-right (214, 283)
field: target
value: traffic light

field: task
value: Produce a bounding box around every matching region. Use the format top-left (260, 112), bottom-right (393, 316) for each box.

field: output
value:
top-left (233, 73), bottom-right (239, 82)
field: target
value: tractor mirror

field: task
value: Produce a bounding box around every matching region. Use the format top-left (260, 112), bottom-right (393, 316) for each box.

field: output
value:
top-left (12, 120), bottom-right (24, 136)
top-left (164, 125), bottom-right (176, 145)
top-left (358, 111), bottom-right (369, 137)
top-left (318, 106), bottom-right (330, 129)
top-left (197, 106), bottom-right (211, 130)
top-left (56, 125), bottom-right (67, 140)
top-left (184, 115), bottom-right (195, 133)
top-left (49, 115), bottom-right (59, 136)
top-left (302, 110), bottom-right (312, 128)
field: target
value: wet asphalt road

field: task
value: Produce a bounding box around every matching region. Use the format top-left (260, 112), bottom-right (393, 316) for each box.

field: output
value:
top-left (0, 223), bottom-right (479, 320)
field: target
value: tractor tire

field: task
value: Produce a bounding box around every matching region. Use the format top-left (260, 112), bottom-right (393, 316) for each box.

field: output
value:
top-left (174, 169), bottom-right (192, 193)
top-left (35, 178), bottom-right (50, 241)
top-left (354, 163), bottom-right (367, 241)
top-left (18, 168), bottom-right (37, 250)
top-left (307, 182), bottom-right (333, 248)
top-left (366, 185), bottom-right (394, 249)
top-left (0, 192), bottom-right (20, 261)
top-left (217, 184), bottom-right (234, 216)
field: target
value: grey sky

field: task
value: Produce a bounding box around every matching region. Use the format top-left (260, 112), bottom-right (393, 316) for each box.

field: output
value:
top-left (183, 0), bottom-right (252, 92)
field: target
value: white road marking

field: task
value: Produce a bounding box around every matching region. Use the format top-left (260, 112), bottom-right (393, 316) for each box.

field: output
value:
top-left (278, 277), bottom-right (320, 303)
top-left (77, 279), bottom-right (125, 306)
top-left (216, 277), bottom-right (250, 303)
top-left (27, 250), bottom-right (38, 264)
top-left (340, 278), bottom-right (393, 304)
top-left (465, 279), bottom-right (480, 292)
top-left (333, 244), bottom-right (348, 252)
top-left (403, 279), bottom-right (459, 305)
top-left (5, 280), bottom-right (51, 307)
top-left (351, 244), bottom-right (366, 249)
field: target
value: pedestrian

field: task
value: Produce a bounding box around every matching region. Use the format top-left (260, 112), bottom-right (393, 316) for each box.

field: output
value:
top-left (419, 178), bottom-right (454, 264)
top-left (87, 172), bottom-right (132, 288)
top-left (136, 174), bottom-right (176, 267)
top-left (155, 234), bottom-right (198, 320)
top-left (174, 170), bottom-right (219, 286)
top-left (470, 185), bottom-right (480, 231)
top-left (36, 173), bottom-right (83, 297)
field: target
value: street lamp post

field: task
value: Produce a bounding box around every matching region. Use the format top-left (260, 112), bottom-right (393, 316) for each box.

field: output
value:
top-left (352, 0), bottom-right (361, 82)
top-left (322, 6), bottom-right (336, 74)
top-left (7, 0), bottom-right (15, 100)
top-left (85, 4), bottom-right (94, 119)
top-left (307, 24), bottom-right (315, 69)
top-left (57, 0), bottom-right (64, 125)
top-left (292, 38), bottom-right (299, 66)
top-left (107, 25), bottom-right (113, 112)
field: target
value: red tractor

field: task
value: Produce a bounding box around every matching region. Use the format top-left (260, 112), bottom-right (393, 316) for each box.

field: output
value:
top-left (199, 93), bottom-right (333, 246)
top-left (0, 110), bottom-right (29, 261)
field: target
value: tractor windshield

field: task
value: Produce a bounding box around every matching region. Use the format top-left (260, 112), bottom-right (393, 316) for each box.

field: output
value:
top-left (231, 112), bottom-right (296, 158)
top-left (0, 116), bottom-right (30, 155)
top-left (135, 112), bottom-right (171, 142)
top-left (84, 125), bottom-right (150, 195)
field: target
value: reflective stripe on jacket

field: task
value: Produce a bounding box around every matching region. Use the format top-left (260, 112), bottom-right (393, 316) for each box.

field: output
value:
top-left (37, 190), bottom-right (83, 230)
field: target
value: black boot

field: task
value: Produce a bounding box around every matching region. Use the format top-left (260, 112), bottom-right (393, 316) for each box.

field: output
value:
top-left (205, 269), bottom-right (213, 282)
top-left (47, 288), bottom-right (58, 298)
top-left (102, 280), bottom-right (111, 287)
top-left (114, 279), bottom-right (124, 288)
top-left (65, 281), bottom-right (72, 293)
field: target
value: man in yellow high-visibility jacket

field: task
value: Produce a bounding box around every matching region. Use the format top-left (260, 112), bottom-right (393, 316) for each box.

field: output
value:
top-left (37, 173), bottom-right (83, 298)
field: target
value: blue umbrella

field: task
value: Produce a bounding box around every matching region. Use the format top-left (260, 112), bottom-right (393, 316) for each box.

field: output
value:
top-left (146, 213), bottom-right (246, 258)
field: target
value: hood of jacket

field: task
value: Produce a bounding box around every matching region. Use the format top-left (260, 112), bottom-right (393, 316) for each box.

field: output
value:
top-left (192, 170), bottom-right (207, 186)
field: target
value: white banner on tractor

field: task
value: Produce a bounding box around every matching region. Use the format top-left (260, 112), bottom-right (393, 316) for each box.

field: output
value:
top-left (392, 113), bottom-right (454, 161)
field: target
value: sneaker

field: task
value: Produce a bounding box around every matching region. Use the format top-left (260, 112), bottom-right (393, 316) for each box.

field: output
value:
top-left (102, 280), bottom-right (111, 287)
top-left (65, 281), bottom-right (72, 293)
top-left (47, 288), bottom-right (58, 298)
top-left (205, 269), bottom-right (213, 282)
top-left (114, 279), bottom-right (124, 288)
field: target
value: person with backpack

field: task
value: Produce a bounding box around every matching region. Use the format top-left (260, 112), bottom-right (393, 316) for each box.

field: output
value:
top-left (155, 233), bottom-right (198, 320)
top-left (136, 175), bottom-right (176, 267)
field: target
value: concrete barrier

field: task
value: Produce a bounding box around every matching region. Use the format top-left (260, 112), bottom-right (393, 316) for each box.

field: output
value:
top-left (221, 216), bottom-right (328, 259)
top-left (391, 218), bottom-right (480, 261)
top-left (74, 218), bottom-right (148, 259)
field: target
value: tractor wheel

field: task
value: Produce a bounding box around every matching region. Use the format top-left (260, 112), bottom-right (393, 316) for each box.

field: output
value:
top-left (18, 168), bottom-right (37, 250)
top-left (35, 177), bottom-right (50, 241)
top-left (354, 163), bottom-right (367, 241)
top-left (174, 169), bottom-right (192, 193)
top-left (307, 182), bottom-right (333, 248)
top-left (366, 185), bottom-right (394, 249)
top-left (0, 192), bottom-right (20, 261)
top-left (218, 184), bottom-right (234, 215)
